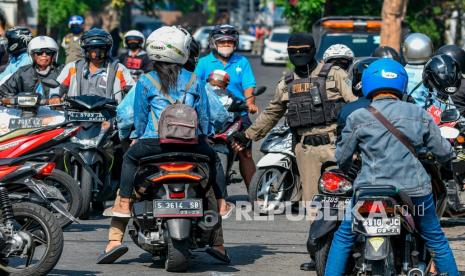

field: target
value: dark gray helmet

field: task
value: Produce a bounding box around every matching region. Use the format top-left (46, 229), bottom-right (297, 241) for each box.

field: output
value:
top-left (402, 33), bottom-right (434, 65)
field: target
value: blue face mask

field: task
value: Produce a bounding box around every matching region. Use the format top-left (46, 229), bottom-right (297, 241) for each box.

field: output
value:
top-left (70, 25), bottom-right (82, 34)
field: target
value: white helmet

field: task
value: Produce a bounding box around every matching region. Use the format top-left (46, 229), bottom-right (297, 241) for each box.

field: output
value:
top-left (27, 36), bottom-right (59, 62)
top-left (146, 26), bottom-right (191, 64)
top-left (322, 44), bottom-right (354, 63)
top-left (123, 30), bottom-right (145, 48)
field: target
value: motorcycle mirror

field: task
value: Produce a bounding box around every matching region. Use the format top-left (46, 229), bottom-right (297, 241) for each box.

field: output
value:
top-left (440, 109), bottom-right (460, 124)
top-left (440, 126), bottom-right (460, 139)
top-left (41, 78), bottom-right (60, 89)
top-left (253, 86), bottom-right (267, 97)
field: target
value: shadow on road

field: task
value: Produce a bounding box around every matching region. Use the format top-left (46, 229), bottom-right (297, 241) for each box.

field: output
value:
top-left (64, 223), bottom-right (109, 232)
top-left (49, 269), bottom-right (101, 276)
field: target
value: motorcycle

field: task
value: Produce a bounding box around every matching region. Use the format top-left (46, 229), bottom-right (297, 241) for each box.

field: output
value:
top-left (61, 95), bottom-right (119, 219)
top-left (248, 124), bottom-right (300, 214)
top-left (210, 87), bottom-right (266, 191)
top-left (0, 88), bottom-right (82, 228)
top-left (0, 159), bottom-right (75, 275)
top-left (127, 152), bottom-right (221, 272)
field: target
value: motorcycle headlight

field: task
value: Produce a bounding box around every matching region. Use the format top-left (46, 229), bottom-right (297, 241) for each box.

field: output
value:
top-left (71, 136), bottom-right (99, 147)
top-left (17, 96), bottom-right (38, 107)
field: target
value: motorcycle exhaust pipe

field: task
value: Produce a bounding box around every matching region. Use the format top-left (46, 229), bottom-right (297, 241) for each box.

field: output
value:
top-left (198, 210), bottom-right (221, 231)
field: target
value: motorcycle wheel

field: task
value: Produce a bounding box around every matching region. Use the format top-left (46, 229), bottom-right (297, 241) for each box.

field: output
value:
top-left (78, 168), bottom-right (93, 220)
top-left (1, 203), bottom-right (63, 276)
top-left (314, 233), bottom-right (333, 276)
top-left (165, 237), bottom-right (189, 272)
top-left (43, 169), bottom-right (82, 228)
top-left (249, 167), bottom-right (292, 214)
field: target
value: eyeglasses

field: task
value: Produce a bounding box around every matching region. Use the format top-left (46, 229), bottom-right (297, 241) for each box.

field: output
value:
top-left (33, 49), bottom-right (56, 56)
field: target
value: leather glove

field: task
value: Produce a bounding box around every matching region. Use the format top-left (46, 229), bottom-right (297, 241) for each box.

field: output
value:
top-left (232, 131), bottom-right (251, 149)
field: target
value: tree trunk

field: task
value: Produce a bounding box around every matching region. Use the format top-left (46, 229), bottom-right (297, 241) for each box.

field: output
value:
top-left (380, 0), bottom-right (408, 53)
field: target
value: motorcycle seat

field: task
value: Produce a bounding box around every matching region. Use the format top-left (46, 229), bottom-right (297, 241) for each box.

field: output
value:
top-left (354, 185), bottom-right (415, 213)
top-left (0, 128), bottom-right (39, 143)
top-left (139, 152), bottom-right (210, 165)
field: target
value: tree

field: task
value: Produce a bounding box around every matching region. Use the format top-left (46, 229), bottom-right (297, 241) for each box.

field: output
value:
top-left (379, 0), bottom-right (407, 53)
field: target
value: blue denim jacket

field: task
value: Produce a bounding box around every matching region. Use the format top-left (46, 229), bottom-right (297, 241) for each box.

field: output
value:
top-left (133, 69), bottom-right (213, 139)
top-left (336, 97), bottom-right (454, 197)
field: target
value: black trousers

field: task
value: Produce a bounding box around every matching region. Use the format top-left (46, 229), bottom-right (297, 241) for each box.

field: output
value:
top-left (119, 137), bottom-right (221, 198)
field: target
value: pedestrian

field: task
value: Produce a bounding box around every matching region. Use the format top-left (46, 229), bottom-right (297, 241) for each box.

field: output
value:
top-left (62, 15), bottom-right (85, 64)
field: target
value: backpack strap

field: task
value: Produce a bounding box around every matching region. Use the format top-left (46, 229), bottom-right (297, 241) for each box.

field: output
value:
top-left (75, 59), bottom-right (85, 96)
top-left (318, 63), bottom-right (333, 78)
top-left (105, 60), bottom-right (119, 99)
top-left (181, 73), bottom-right (196, 104)
top-left (144, 73), bottom-right (176, 104)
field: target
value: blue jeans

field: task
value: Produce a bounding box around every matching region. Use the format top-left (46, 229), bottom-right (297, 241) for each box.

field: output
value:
top-left (324, 194), bottom-right (459, 276)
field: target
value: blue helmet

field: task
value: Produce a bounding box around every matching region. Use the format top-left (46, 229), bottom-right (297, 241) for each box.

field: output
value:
top-left (361, 58), bottom-right (408, 98)
top-left (68, 15), bottom-right (84, 27)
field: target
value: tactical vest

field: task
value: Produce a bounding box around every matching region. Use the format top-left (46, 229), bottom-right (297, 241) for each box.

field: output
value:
top-left (285, 63), bottom-right (345, 129)
top-left (64, 34), bottom-right (83, 64)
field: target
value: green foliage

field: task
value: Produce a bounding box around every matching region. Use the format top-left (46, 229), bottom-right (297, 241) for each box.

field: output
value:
top-left (280, 0), bottom-right (325, 32)
top-left (206, 0), bottom-right (217, 24)
top-left (39, 0), bottom-right (88, 29)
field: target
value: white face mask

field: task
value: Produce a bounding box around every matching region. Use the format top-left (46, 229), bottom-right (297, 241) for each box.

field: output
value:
top-left (217, 46), bottom-right (234, 57)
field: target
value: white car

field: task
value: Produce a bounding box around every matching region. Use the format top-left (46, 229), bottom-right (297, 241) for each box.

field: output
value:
top-left (193, 26), bottom-right (256, 52)
top-left (261, 26), bottom-right (290, 65)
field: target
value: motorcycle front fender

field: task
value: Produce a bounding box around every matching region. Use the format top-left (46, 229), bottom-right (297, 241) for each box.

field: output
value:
top-left (167, 218), bottom-right (191, 240)
top-left (256, 153), bottom-right (291, 169)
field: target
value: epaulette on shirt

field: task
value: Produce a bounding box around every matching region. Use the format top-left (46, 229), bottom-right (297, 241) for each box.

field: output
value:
top-left (284, 72), bottom-right (294, 84)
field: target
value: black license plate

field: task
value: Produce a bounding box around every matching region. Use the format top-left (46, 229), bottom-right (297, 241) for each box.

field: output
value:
top-left (68, 111), bottom-right (106, 122)
top-left (9, 117), bottom-right (43, 129)
top-left (312, 195), bottom-right (351, 209)
top-left (355, 216), bottom-right (401, 236)
top-left (153, 199), bottom-right (203, 217)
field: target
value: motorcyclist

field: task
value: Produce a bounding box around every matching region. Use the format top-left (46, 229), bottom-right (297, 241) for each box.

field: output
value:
top-left (0, 36), bottom-right (63, 98)
top-left (336, 57), bottom-right (379, 139)
top-left (402, 33), bottom-right (434, 108)
top-left (184, 39), bottom-right (200, 73)
top-left (322, 44), bottom-right (354, 71)
top-left (195, 24), bottom-right (257, 191)
top-left (371, 45), bottom-right (402, 63)
top-left (118, 30), bottom-right (152, 81)
top-left (436, 45), bottom-right (465, 115)
top-left (98, 26), bottom-right (230, 265)
top-left (325, 58), bottom-right (458, 276)
top-left (232, 33), bottom-right (355, 270)
top-left (62, 15), bottom-right (85, 64)
top-left (422, 54), bottom-right (461, 112)
top-left (51, 28), bottom-right (135, 103)
top-left (0, 26), bottom-right (33, 81)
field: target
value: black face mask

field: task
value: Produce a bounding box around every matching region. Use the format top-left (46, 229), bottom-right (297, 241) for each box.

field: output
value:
top-left (288, 46), bottom-right (316, 67)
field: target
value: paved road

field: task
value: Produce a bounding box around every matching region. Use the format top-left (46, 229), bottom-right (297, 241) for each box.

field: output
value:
top-left (50, 55), bottom-right (465, 276)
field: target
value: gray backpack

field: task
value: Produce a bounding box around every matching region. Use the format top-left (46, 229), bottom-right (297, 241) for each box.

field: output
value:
top-left (145, 73), bottom-right (198, 144)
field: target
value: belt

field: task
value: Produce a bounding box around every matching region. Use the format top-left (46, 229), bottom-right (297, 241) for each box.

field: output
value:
top-left (295, 133), bottom-right (333, 147)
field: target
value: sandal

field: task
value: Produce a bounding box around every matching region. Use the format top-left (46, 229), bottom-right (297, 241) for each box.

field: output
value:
top-left (220, 202), bottom-right (235, 220)
top-left (96, 245), bottom-right (128, 264)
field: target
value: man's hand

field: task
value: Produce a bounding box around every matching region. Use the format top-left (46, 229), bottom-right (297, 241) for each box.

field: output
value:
top-left (231, 131), bottom-right (251, 152)
top-left (130, 139), bottom-right (138, 147)
top-left (247, 102), bottom-right (259, 114)
top-left (48, 97), bottom-right (62, 105)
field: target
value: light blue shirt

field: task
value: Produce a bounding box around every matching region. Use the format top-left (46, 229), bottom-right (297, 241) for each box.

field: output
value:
top-left (0, 52), bottom-right (32, 81)
top-left (195, 52), bottom-right (256, 101)
top-left (405, 64), bottom-right (428, 108)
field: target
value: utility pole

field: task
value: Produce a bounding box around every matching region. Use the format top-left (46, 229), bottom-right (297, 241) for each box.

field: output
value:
top-left (380, 0), bottom-right (408, 53)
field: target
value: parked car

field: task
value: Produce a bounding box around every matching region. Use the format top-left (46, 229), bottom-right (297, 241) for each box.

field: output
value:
top-left (193, 26), bottom-right (256, 52)
top-left (261, 26), bottom-right (290, 65)
top-left (312, 16), bottom-right (409, 61)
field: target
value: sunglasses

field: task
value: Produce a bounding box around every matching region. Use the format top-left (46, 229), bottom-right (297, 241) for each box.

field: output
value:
top-left (33, 49), bottom-right (56, 56)
top-left (288, 47), bottom-right (312, 55)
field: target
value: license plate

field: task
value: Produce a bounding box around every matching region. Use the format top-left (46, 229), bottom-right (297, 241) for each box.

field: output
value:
top-left (68, 111), bottom-right (106, 122)
top-left (9, 117), bottom-right (43, 129)
top-left (312, 195), bottom-right (351, 209)
top-left (153, 199), bottom-right (203, 217)
top-left (356, 216), bottom-right (401, 236)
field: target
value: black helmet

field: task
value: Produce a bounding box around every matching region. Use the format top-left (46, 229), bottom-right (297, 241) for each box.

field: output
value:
top-left (80, 28), bottom-right (113, 59)
top-left (208, 25), bottom-right (239, 57)
top-left (371, 46), bottom-right (401, 63)
top-left (350, 57), bottom-right (379, 97)
top-left (436, 45), bottom-right (465, 74)
top-left (184, 39), bottom-right (200, 72)
top-left (423, 54), bottom-right (461, 98)
top-left (5, 26), bottom-right (32, 56)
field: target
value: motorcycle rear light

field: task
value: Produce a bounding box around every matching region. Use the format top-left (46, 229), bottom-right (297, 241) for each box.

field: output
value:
top-left (319, 172), bottom-right (352, 194)
top-left (151, 173), bottom-right (201, 183)
top-left (457, 135), bottom-right (465, 144)
top-left (169, 191), bottom-right (185, 199)
top-left (357, 200), bottom-right (395, 215)
top-left (36, 162), bottom-right (55, 177)
top-left (159, 163), bottom-right (194, 172)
